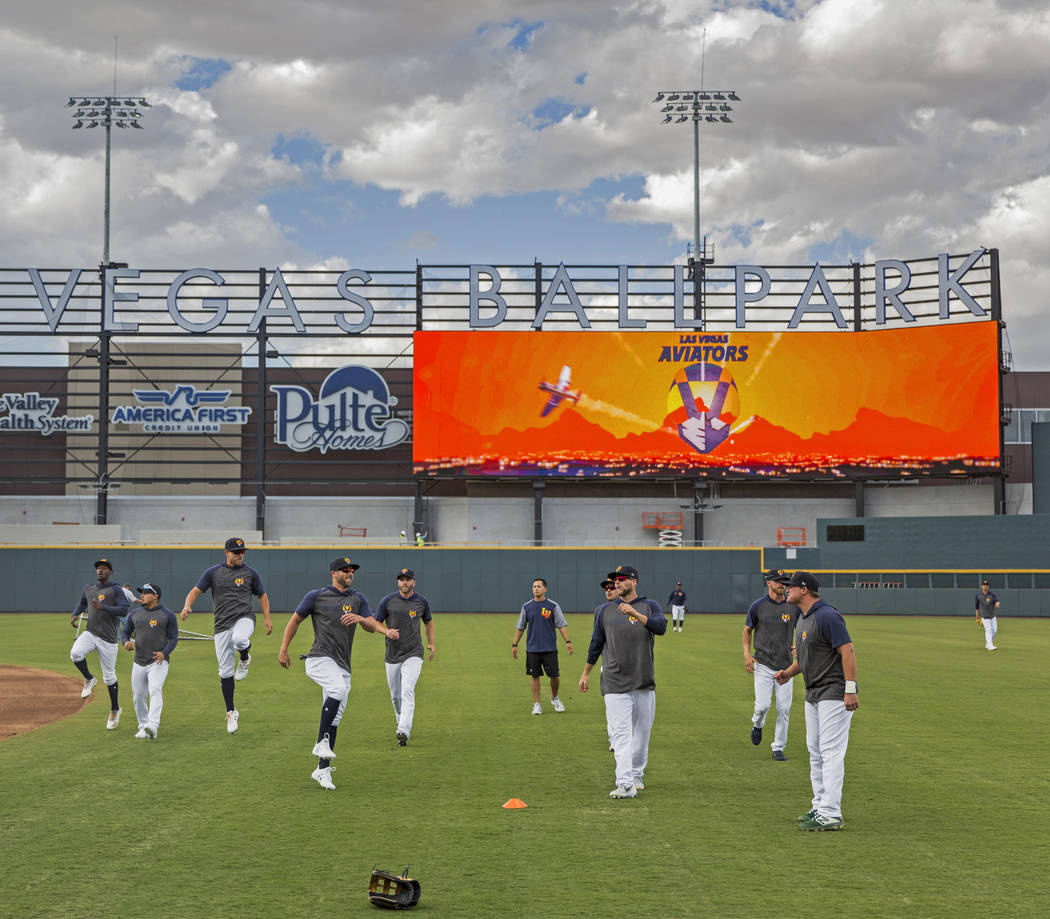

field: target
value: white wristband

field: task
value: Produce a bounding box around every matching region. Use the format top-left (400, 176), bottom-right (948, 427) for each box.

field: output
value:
top-left (845, 680), bottom-right (858, 694)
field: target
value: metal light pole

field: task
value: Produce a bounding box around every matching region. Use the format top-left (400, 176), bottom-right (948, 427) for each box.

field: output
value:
top-left (67, 94), bottom-right (150, 262)
top-left (651, 87), bottom-right (739, 324)
top-left (66, 92), bottom-right (149, 524)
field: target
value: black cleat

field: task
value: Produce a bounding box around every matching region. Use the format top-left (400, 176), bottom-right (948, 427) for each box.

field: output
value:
top-left (396, 732), bottom-right (408, 746)
top-left (750, 726), bottom-right (762, 745)
top-left (772, 749), bottom-right (787, 761)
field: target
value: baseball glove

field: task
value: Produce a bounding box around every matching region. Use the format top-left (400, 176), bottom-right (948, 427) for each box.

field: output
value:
top-left (368, 867), bottom-right (421, 910)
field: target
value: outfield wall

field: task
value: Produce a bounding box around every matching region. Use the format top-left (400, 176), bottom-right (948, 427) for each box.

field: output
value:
top-left (0, 546), bottom-right (762, 616)
top-left (4, 541), bottom-right (1049, 617)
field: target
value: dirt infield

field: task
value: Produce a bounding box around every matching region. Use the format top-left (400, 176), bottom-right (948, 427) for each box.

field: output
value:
top-left (0, 665), bottom-right (88, 739)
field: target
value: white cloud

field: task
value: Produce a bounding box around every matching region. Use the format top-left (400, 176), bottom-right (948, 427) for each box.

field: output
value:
top-left (0, 0), bottom-right (1048, 363)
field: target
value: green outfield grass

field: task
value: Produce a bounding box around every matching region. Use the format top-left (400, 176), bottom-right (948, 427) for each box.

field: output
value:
top-left (1, 612), bottom-right (1048, 919)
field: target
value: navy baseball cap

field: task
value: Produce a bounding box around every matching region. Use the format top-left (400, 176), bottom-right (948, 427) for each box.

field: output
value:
top-left (224, 537), bottom-right (246, 551)
top-left (136, 582), bottom-right (161, 598)
top-left (330, 556), bottom-right (360, 571)
top-left (788, 571), bottom-right (820, 592)
top-left (607, 564), bottom-right (639, 581)
top-left (600, 578), bottom-right (616, 589)
top-left (396, 568), bottom-right (416, 579)
top-left (764, 568), bottom-right (790, 583)
top-left (94, 558), bottom-right (113, 569)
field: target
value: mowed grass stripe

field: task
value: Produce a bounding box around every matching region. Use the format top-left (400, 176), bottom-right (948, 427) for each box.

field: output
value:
top-left (1, 612), bottom-right (1048, 918)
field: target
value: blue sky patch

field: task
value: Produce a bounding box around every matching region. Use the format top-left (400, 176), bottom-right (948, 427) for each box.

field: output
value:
top-left (174, 57), bottom-right (232, 92)
top-left (271, 132), bottom-right (327, 167)
top-left (508, 20), bottom-right (543, 50)
top-left (808, 229), bottom-right (874, 265)
top-left (531, 98), bottom-right (591, 129)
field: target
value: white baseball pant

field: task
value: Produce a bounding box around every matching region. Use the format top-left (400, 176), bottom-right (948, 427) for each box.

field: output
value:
top-left (804, 698), bottom-right (854, 819)
top-left (70, 631), bottom-right (118, 685)
top-left (131, 659), bottom-right (170, 733)
top-left (214, 618), bottom-right (256, 678)
top-left (671, 605), bottom-right (685, 626)
top-left (304, 657), bottom-right (351, 726)
top-left (386, 656), bottom-right (423, 739)
top-left (752, 661), bottom-right (794, 751)
top-left (982, 616), bottom-right (998, 648)
top-left (604, 690), bottom-right (656, 789)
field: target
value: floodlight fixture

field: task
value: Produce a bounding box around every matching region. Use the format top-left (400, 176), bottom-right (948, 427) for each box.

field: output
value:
top-left (65, 92), bottom-right (150, 264)
top-left (651, 86), bottom-right (739, 269)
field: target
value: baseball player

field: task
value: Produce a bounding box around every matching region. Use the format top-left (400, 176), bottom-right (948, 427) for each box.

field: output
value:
top-left (278, 556), bottom-right (398, 790)
top-left (667, 581), bottom-right (687, 633)
top-left (512, 577), bottom-right (573, 714)
top-left (579, 563), bottom-right (666, 798)
top-left (975, 579), bottom-right (1000, 650)
top-left (775, 571), bottom-right (859, 831)
top-left (374, 567), bottom-right (435, 746)
top-left (121, 583), bottom-right (178, 739)
top-left (743, 568), bottom-right (800, 761)
top-left (69, 557), bottom-right (129, 729)
top-left (180, 536), bottom-right (272, 734)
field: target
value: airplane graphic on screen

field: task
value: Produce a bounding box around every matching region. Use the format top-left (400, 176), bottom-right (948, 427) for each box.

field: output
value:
top-left (538, 365), bottom-right (581, 417)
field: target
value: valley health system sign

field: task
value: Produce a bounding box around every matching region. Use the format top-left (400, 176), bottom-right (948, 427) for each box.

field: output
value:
top-left (1, 392), bottom-right (94, 434)
top-left (272, 366), bottom-right (408, 453)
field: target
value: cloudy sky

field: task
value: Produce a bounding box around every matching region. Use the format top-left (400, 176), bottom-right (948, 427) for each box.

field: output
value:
top-left (2, 0), bottom-right (1048, 364)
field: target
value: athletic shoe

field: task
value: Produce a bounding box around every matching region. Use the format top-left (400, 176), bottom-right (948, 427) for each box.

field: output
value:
top-left (81, 676), bottom-right (97, 698)
top-left (234, 654), bottom-right (251, 681)
top-left (634, 780), bottom-right (645, 791)
top-left (106, 707), bottom-right (122, 730)
top-left (552, 697), bottom-right (565, 713)
top-left (609, 784), bottom-right (637, 799)
top-left (797, 808), bottom-right (816, 822)
top-left (773, 750), bottom-right (787, 761)
top-left (750, 725), bottom-right (762, 745)
top-left (989, 645), bottom-right (997, 651)
top-left (311, 766), bottom-right (336, 790)
top-left (532, 702), bottom-right (542, 715)
top-left (226, 710), bottom-right (239, 734)
top-left (396, 732), bottom-right (408, 747)
top-left (312, 734), bottom-right (336, 759)
top-left (799, 813), bottom-right (844, 831)
top-left (134, 728), bottom-right (148, 739)
top-left (144, 726), bottom-right (156, 739)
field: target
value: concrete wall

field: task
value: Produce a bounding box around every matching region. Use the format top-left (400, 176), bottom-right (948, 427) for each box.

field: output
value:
top-left (0, 482), bottom-right (1000, 547)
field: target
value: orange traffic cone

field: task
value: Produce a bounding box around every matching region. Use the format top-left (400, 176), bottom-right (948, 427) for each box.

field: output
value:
top-left (502, 798), bottom-right (527, 809)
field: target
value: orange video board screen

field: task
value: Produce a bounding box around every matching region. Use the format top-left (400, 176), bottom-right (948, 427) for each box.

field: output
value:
top-left (412, 324), bottom-right (1000, 479)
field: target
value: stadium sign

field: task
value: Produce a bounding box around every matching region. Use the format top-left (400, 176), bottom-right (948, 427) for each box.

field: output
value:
top-left (20, 250), bottom-right (990, 334)
top-left (271, 365), bottom-right (408, 454)
top-left (110, 385), bottom-right (251, 434)
top-left (0, 391), bottom-right (94, 434)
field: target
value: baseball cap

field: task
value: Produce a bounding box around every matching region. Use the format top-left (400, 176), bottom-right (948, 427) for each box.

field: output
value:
top-left (330, 556), bottom-right (361, 572)
top-left (94, 558), bottom-right (113, 569)
top-left (675, 580), bottom-right (682, 586)
top-left (600, 578), bottom-right (616, 589)
top-left (136, 582), bottom-right (161, 598)
top-left (396, 568), bottom-right (416, 579)
top-left (763, 568), bottom-right (790, 583)
top-left (787, 571), bottom-right (820, 592)
top-left (606, 564), bottom-right (639, 581)
top-left (981, 579), bottom-right (990, 585)
top-left (224, 537), bottom-right (246, 551)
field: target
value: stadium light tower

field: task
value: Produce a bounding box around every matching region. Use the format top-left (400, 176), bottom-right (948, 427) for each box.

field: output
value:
top-left (66, 92), bottom-right (150, 264)
top-left (651, 83), bottom-right (739, 325)
top-left (66, 85), bottom-right (149, 525)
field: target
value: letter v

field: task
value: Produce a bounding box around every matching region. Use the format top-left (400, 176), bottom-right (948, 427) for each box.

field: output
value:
top-left (28, 269), bottom-right (83, 332)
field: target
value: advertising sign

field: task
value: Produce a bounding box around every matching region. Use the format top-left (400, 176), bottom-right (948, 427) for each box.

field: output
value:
top-left (413, 324), bottom-right (1000, 478)
top-left (1, 392), bottom-right (93, 435)
top-left (110, 385), bottom-right (251, 434)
